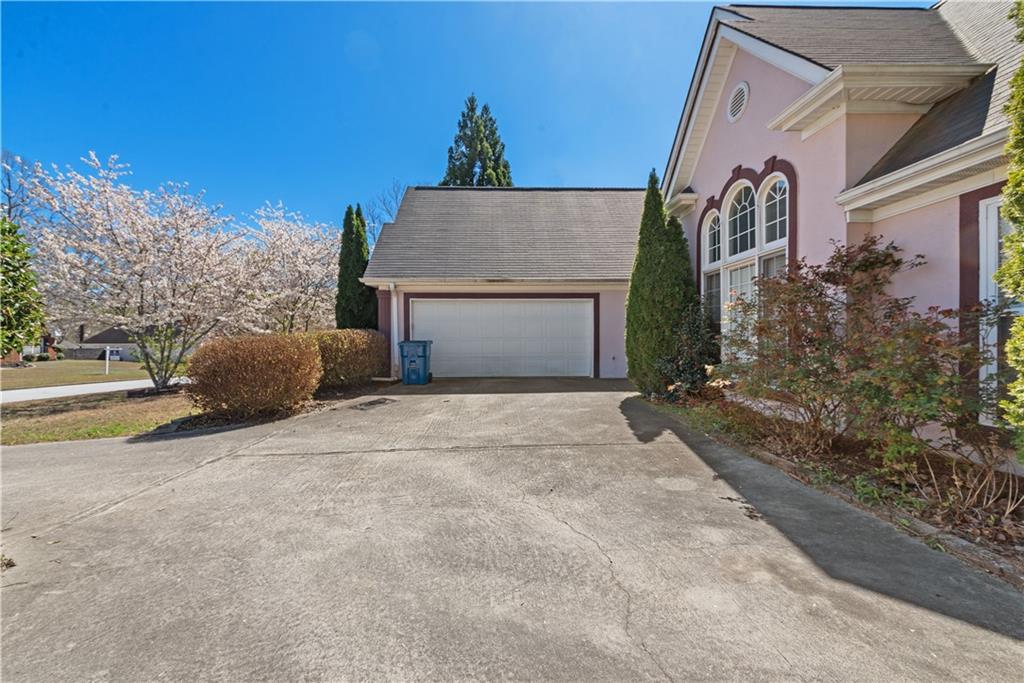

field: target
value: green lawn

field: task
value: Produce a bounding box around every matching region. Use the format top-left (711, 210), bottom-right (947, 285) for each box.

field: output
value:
top-left (0, 392), bottom-right (194, 445)
top-left (1, 360), bottom-right (153, 390)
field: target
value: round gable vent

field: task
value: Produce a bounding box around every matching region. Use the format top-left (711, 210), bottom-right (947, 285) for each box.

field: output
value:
top-left (726, 81), bottom-right (749, 123)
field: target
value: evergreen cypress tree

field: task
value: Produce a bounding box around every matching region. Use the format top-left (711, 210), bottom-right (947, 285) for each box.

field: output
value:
top-left (335, 204), bottom-right (377, 329)
top-left (0, 218), bottom-right (44, 355)
top-left (996, 0), bottom-right (1024, 442)
top-left (440, 94), bottom-right (513, 187)
top-left (626, 171), bottom-right (700, 394)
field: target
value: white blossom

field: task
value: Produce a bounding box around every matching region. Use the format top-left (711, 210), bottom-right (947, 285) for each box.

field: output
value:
top-left (27, 152), bottom-right (256, 388)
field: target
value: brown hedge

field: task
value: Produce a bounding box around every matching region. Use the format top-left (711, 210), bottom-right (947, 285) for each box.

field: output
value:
top-left (300, 329), bottom-right (388, 388)
top-left (186, 334), bottom-right (322, 417)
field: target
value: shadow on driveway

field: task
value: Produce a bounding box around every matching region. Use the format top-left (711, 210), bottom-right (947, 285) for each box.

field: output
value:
top-left (387, 377), bottom-right (634, 395)
top-left (619, 396), bottom-right (1024, 641)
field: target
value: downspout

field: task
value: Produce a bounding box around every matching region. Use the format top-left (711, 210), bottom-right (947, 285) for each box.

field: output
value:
top-left (389, 282), bottom-right (399, 378)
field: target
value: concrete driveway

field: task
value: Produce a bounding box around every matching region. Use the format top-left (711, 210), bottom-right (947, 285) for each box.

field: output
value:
top-left (2, 379), bottom-right (1022, 680)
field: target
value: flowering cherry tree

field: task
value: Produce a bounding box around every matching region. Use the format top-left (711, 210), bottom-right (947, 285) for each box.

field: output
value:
top-left (27, 153), bottom-right (255, 388)
top-left (246, 203), bottom-right (339, 333)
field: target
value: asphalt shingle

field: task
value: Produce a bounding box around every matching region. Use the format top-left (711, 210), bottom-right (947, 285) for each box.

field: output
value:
top-left (364, 187), bottom-right (645, 282)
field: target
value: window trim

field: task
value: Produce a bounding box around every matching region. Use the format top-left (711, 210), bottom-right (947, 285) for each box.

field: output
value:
top-left (759, 174), bottom-right (789, 250)
top-left (979, 196), bottom-right (1022, 412)
top-left (702, 210), bottom-right (722, 269)
top-left (724, 181), bottom-right (757, 262)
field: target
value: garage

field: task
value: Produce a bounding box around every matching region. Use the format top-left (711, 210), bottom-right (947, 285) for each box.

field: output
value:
top-left (409, 298), bottom-right (595, 377)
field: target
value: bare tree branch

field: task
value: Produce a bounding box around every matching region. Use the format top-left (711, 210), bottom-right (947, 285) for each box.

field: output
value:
top-left (364, 178), bottom-right (405, 247)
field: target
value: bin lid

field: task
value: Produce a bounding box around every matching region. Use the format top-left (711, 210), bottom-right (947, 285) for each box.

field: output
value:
top-left (399, 340), bottom-right (433, 347)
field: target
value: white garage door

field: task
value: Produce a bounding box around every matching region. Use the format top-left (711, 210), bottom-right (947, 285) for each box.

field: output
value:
top-left (409, 299), bottom-right (594, 377)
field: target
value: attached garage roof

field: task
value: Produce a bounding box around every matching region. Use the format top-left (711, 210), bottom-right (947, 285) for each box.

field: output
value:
top-left (364, 187), bottom-right (644, 282)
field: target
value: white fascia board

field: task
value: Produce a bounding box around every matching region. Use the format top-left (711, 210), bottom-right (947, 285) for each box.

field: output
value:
top-left (666, 192), bottom-right (700, 217)
top-left (846, 165), bottom-right (1008, 223)
top-left (770, 63), bottom-right (987, 132)
top-left (836, 128), bottom-right (1008, 211)
top-left (717, 26), bottom-right (830, 85)
top-left (663, 18), bottom-right (828, 197)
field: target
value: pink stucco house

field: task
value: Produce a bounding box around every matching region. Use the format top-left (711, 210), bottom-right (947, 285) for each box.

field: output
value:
top-left (665, 0), bottom-right (1021, 388)
top-left (365, 0), bottom-right (1021, 383)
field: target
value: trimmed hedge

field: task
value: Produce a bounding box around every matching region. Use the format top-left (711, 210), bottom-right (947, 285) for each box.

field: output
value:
top-left (300, 329), bottom-right (388, 388)
top-left (186, 334), bottom-right (322, 417)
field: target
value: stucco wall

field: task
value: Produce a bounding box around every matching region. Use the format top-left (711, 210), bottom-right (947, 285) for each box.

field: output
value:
top-left (844, 113), bottom-right (919, 187)
top-left (866, 197), bottom-right (961, 311)
top-left (681, 46), bottom-right (849, 268)
top-left (391, 285), bottom-right (629, 379)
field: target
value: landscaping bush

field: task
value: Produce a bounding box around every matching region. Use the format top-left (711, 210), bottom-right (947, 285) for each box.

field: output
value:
top-left (300, 329), bottom-right (387, 388)
top-left (657, 298), bottom-right (717, 400)
top-left (55, 352), bottom-right (65, 360)
top-left (35, 353), bottom-right (50, 362)
top-left (185, 334), bottom-right (322, 418)
top-left (626, 171), bottom-right (696, 395)
top-left (21, 353), bottom-right (35, 362)
top-left (722, 236), bottom-right (1022, 528)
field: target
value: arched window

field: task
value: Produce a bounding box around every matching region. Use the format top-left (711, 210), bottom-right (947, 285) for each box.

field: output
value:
top-left (763, 178), bottom-right (788, 245)
top-left (704, 212), bottom-right (721, 266)
top-left (727, 185), bottom-right (756, 257)
top-left (702, 171), bottom-right (792, 343)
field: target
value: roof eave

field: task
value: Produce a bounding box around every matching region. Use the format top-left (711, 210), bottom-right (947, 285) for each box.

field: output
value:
top-left (836, 127), bottom-right (1008, 213)
top-left (768, 63), bottom-right (991, 133)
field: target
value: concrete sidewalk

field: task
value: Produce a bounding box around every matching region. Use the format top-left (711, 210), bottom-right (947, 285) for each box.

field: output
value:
top-left (0, 378), bottom-right (184, 404)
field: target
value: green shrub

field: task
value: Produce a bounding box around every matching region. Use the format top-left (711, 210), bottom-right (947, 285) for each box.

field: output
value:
top-left (55, 352), bottom-right (65, 360)
top-left (300, 329), bottom-right (387, 388)
top-left (185, 334), bottom-right (322, 418)
top-left (21, 353), bottom-right (35, 362)
top-left (657, 298), bottom-right (717, 400)
top-left (626, 170), bottom-right (696, 394)
top-left (35, 354), bottom-right (50, 362)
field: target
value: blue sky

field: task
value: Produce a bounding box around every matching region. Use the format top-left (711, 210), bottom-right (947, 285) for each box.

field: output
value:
top-left (2, 1), bottom-right (928, 226)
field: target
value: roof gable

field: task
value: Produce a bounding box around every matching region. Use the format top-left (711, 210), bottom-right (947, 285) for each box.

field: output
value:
top-left (363, 187), bottom-right (645, 283)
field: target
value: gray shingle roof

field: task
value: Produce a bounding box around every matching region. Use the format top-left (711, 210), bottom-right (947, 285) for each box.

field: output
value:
top-left (364, 187), bottom-right (645, 282)
top-left (859, 0), bottom-right (1021, 184)
top-left (721, 4), bottom-right (978, 69)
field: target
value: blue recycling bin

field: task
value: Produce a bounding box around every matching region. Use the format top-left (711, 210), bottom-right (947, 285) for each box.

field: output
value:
top-left (399, 340), bottom-right (433, 385)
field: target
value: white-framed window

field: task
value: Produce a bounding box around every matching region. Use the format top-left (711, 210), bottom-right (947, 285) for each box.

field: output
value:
top-left (760, 251), bottom-right (787, 280)
top-left (979, 196), bottom-right (1022, 418)
top-left (727, 185), bottom-right (756, 257)
top-left (762, 177), bottom-right (788, 246)
top-left (704, 271), bottom-right (722, 333)
top-left (703, 211), bottom-right (722, 267)
top-left (702, 173), bottom-right (791, 346)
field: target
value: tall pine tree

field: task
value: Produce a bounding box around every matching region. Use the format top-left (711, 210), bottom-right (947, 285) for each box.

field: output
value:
top-left (440, 94), bottom-right (512, 187)
top-left (626, 171), bottom-right (697, 394)
top-left (335, 204), bottom-right (377, 329)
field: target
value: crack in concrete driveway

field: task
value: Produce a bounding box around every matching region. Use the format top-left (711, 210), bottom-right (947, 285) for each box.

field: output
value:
top-left (2, 378), bottom-right (1022, 681)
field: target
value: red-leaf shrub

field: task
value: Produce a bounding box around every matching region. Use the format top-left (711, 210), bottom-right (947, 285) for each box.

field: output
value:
top-left (186, 334), bottom-right (322, 417)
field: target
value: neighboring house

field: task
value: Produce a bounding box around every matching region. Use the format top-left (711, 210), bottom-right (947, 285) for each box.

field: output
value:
top-left (662, 0), bottom-right (1022, 389)
top-left (362, 187), bottom-right (644, 378)
top-left (62, 326), bottom-right (141, 361)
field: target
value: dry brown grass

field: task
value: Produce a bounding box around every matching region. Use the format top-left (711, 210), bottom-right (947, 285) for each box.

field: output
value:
top-left (1, 392), bottom-right (194, 445)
